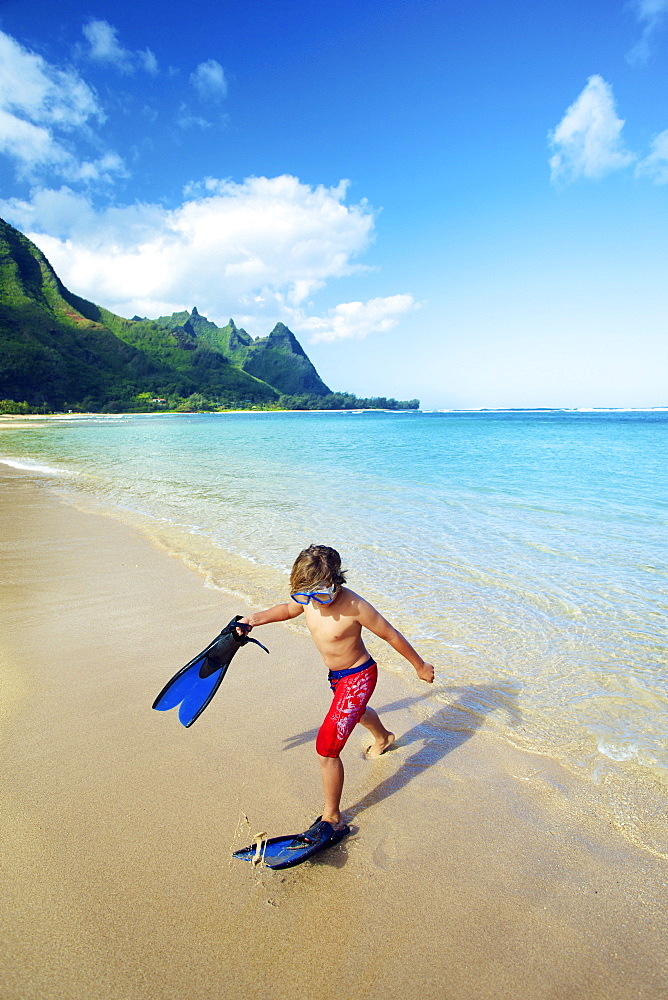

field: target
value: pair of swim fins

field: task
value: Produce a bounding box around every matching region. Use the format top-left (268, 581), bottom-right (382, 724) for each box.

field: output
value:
top-left (152, 615), bottom-right (269, 727)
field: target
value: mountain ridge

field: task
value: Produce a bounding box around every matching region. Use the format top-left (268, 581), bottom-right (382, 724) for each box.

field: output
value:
top-left (0, 217), bottom-right (418, 412)
top-left (154, 309), bottom-right (330, 395)
top-left (0, 218), bottom-right (327, 410)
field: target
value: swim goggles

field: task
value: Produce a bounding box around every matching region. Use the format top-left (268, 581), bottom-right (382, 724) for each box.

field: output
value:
top-left (290, 582), bottom-right (337, 605)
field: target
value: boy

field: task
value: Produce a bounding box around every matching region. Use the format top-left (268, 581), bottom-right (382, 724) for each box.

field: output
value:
top-left (240, 544), bottom-right (434, 834)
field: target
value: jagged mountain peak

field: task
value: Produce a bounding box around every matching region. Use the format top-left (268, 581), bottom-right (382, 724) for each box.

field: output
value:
top-left (265, 322), bottom-right (309, 360)
top-left (0, 216), bottom-right (333, 406)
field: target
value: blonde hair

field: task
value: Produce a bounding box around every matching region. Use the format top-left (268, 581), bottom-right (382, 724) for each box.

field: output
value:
top-left (290, 545), bottom-right (346, 593)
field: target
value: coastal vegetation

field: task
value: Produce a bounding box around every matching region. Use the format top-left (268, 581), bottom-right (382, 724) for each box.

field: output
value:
top-left (0, 218), bottom-right (418, 413)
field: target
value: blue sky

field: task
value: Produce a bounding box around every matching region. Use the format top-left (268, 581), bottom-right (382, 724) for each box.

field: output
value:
top-left (1, 0), bottom-right (667, 407)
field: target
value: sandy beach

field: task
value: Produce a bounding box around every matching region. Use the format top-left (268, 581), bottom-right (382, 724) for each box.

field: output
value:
top-left (1, 467), bottom-right (666, 1000)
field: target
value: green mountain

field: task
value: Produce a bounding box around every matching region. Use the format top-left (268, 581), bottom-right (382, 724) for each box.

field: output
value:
top-left (0, 218), bottom-right (317, 410)
top-left (243, 322), bottom-right (330, 395)
top-left (0, 217), bottom-right (418, 413)
top-left (155, 309), bottom-right (253, 365)
top-left (0, 226), bottom-right (186, 411)
top-left (155, 310), bottom-right (330, 395)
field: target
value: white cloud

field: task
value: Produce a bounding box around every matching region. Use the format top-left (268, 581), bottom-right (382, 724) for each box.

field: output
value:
top-left (0, 186), bottom-right (98, 234)
top-left (0, 29), bottom-right (124, 182)
top-left (0, 110), bottom-right (67, 172)
top-left (82, 20), bottom-right (131, 74)
top-left (1, 176), bottom-right (382, 335)
top-left (176, 103), bottom-right (213, 130)
top-left (627, 0), bottom-right (668, 64)
top-left (0, 30), bottom-right (101, 128)
top-left (635, 129), bottom-right (668, 182)
top-left (190, 60), bottom-right (228, 101)
top-left (634, 0), bottom-right (668, 23)
top-left (75, 152), bottom-right (128, 183)
top-left (82, 20), bottom-right (159, 75)
top-left (549, 75), bottom-right (635, 184)
top-left (550, 71), bottom-right (668, 188)
top-left (139, 49), bottom-right (159, 75)
top-left (295, 295), bottom-right (417, 343)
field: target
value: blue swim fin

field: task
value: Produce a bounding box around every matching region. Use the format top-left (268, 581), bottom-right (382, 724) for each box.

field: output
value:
top-left (152, 616), bottom-right (269, 727)
top-left (233, 819), bottom-right (350, 870)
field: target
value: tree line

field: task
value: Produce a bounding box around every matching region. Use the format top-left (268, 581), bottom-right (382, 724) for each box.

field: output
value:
top-left (1, 391), bottom-right (420, 414)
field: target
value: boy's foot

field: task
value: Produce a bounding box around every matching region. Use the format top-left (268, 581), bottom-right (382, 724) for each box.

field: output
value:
top-left (364, 732), bottom-right (396, 758)
top-left (318, 818), bottom-right (349, 838)
top-left (313, 814), bottom-right (348, 833)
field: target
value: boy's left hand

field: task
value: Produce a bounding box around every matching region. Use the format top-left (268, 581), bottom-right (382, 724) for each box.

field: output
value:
top-left (235, 617), bottom-right (252, 636)
top-left (416, 661), bottom-right (435, 683)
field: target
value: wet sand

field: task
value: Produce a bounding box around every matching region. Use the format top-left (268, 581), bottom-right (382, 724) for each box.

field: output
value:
top-left (1, 468), bottom-right (666, 1000)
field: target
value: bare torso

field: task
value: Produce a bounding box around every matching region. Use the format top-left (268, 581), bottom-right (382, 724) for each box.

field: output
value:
top-left (302, 587), bottom-right (371, 670)
top-left (243, 585), bottom-right (433, 683)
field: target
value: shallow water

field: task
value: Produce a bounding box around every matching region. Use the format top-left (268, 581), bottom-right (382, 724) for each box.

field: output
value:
top-left (2, 409), bottom-right (667, 857)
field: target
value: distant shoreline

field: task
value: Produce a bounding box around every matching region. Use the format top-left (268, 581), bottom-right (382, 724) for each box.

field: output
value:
top-left (1, 405), bottom-right (667, 426)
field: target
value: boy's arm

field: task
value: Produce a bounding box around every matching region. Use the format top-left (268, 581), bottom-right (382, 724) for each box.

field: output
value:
top-left (239, 602), bottom-right (303, 628)
top-left (356, 600), bottom-right (434, 683)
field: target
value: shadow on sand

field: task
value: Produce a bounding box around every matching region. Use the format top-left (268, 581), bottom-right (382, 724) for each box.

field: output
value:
top-left (284, 681), bottom-right (521, 824)
top-left (345, 682), bottom-right (520, 821)
top-left (291, 681), bottom-right (521, 870)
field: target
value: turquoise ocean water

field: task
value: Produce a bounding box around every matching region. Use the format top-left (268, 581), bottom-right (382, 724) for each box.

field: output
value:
top-left (2, 409), bottom-right (667, 856)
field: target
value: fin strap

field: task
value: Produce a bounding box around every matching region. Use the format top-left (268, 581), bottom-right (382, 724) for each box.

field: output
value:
top-left (286, 820), bottom-right (335, 850)
top-left (224, 616), bottom-right (270, 654)
top-left (245, 635), bottom-right (270, 654)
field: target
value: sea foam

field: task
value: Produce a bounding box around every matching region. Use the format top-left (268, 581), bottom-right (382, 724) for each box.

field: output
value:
top-left (0, 457), bottom-right (76, 476)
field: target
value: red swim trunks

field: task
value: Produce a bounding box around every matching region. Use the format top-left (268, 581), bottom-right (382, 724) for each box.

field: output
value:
top-left (315, 656), bottom-right (378, 758)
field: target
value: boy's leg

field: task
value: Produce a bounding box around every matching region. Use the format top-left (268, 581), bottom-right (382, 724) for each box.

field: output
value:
top-left (315, 664), bottom-right (381, 822)
top-left (318, 755), bottom-right (345, 827)
top-left (359, 707), bottom-right (395, 757)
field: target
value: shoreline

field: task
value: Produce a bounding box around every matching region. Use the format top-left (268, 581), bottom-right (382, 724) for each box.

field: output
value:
top-left (1, 405), bottom-right (667, 429)
top-left (0, 407), bottom-right (418, 423)
top-left (1, 467), bottom-right (666, 999)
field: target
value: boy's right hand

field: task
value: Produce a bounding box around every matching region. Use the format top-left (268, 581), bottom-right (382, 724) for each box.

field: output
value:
top-left (416, 661), bottom-right (435, 683)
